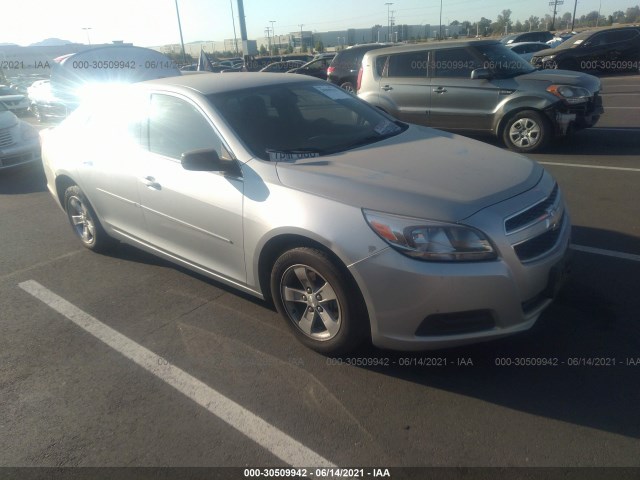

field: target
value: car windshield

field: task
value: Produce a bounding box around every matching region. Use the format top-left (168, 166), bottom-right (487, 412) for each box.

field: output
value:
top-left (207, 82), bottom-right (406, 161)
top-left (552, 31), bottom-right (592, 49)
top-left (474, 44), bottom-right (536, 77)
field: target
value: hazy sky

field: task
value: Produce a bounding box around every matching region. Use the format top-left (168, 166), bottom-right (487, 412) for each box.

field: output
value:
top-left (1, 0), bottom-right (635, 46)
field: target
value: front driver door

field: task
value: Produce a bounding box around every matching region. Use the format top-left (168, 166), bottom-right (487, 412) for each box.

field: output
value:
top-left (137, 93), bottom-right (246, 283)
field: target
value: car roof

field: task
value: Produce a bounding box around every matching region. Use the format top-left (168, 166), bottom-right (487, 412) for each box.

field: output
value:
top-left (363, 39), bottom-right (499, 57)
top-left (138, 72), bottom-right (320, 95)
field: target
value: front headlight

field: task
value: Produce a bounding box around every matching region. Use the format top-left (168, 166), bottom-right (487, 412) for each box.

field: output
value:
top-left (363, 210), bottom-right (497, 262)
top-left (541, 55), bottom-right (556, 63)
top-left (546, 84), bottom-right (591, 104)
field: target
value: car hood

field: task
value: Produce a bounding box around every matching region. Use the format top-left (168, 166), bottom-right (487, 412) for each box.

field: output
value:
top-left (275, 125), bottom-right (542, 222)
top-left (0, 110), bottom-right (19, 129)
top-left (516, 69), bottom-right (600, 91)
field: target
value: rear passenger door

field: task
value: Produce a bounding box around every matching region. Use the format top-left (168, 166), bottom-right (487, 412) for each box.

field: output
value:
top-left (428, 47), bottom-right (498, 132)
top-left (377, 50), bottom-right (430, 125)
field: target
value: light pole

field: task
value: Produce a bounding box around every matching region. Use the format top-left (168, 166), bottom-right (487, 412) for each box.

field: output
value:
top-left (439, 0), bottom-right (443, 40)
top-left (270, 20), bottom-right (276, 53)
top-left (82, 27), bottom-right (92, 45)
top-left (174, 0), bottom-right (187, 65)
top-left (265, 27), bottom-right (271, 54)
top-left (385, 3), bottom-right (393, 42)
top-left (230, 0), bottom-right (239, 55)
top-left (299, 24), bottom-right (304, 52)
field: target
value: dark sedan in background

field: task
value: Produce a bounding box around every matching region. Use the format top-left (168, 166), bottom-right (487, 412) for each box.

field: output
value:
top-left (531, 26), bottom-right (640, 73)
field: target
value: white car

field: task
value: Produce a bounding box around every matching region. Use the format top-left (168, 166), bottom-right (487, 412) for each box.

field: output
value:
top-left (0, 101), bottom-right (41, 169)
top-left (0, 85), bottom-right (30, 115)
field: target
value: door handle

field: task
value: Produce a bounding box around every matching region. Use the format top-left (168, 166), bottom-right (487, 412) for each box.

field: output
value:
top-left (141, 176), bottom-right (161, 190)
top-left (433, 87), bottom-right (447, 94)
top-left (382, 85), bottom-right (393, 91)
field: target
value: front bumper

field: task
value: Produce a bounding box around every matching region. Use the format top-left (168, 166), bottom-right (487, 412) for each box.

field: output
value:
top-left (349, 177), bottom-right (572, 351)
top-left (0, 139), bottom-right (41, 169)
top-left (547, 94), bottom-right (604, 136)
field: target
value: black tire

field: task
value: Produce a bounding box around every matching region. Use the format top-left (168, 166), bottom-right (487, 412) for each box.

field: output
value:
top-left (340, 82), bottom-right (355, 94)
top-left (502, 110), bottom-right (550, 153)
top-left (270, 247), bottom-right (368, 355)
top-left (63, 185), bottom-right (115, 252)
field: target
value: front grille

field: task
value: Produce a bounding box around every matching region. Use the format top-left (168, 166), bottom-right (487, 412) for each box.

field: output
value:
top-left (0, 128), bottom-right (15, 147)
top-left (513, 214), bottom-right (564, 262)
top-left (505, 184), bottom-right (559, 234)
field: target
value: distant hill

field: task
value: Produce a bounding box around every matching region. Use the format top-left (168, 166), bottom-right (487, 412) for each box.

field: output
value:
top-left (0, 43), bottom-right (19, 46)
top-left (29, 38), bottom-right (74, 47)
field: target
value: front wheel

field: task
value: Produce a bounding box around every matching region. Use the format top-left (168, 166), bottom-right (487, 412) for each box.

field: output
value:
top-left (270, 247), bottom-right (367, 355)
top-left (502, 111), bottom-right (550, 153)
top-left (64, 185), bottom-right (115, 252)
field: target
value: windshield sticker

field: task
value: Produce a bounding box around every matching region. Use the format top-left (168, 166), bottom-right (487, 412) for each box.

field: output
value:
top-left (374, 121), bottom-right (400, 136)
top-left (268, 150), bottom-right (321, 162)
top-left (313, 84), bottom-right (352, 100)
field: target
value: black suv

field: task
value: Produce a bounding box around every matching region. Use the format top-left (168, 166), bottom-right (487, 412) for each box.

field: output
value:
top-left (531, 26), bottom-right (640, 73)
top-left (327, 43), bottom-right (390, 92)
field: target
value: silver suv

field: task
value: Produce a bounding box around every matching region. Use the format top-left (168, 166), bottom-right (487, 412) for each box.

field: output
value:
top-left (358, 40), bottom-right (603, 152)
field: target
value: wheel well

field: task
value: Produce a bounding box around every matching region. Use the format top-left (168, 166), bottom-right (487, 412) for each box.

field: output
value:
top-left (497, 108), bottom-right (548, 138)
top-left (258, 234), bottom-right (358, 304)
top-left (55, 175), bottom-right (76, 209)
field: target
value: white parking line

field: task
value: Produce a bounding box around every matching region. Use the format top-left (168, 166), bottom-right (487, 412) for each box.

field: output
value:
top-left (571, 244), bottom-right (640, 262)
top-left (539, 162), bottom-right (640, 172)
top-left (18, 280), bottom-right (335, 468)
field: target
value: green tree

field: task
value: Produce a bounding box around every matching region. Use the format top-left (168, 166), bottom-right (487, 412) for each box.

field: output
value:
top-left (527, 15), bottom-right (539, 31)
top-left (626, 6), bottom-right (640, 23)
top-left (495, 9), bottom-right (512, 34)
top-left (611, 10), bottom-right (625, 23)
top-left (477, 17), bottom-right (492, 36)
top-left (259, 44), bottom-right (268, 56)
top-left (301, 44), bottom-right (308, 53)
top-left (315, 40), bottom-right (325, 53)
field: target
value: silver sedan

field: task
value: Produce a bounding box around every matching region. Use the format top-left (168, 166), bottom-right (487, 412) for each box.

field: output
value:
top-left (41, 73), bottom-right (571, 354)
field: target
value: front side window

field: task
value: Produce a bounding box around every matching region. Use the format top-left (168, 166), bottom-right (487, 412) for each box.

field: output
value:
top-left (473, 44), bottom-right (535, 77)
top-left (148, 94), bottom-right (230, 161)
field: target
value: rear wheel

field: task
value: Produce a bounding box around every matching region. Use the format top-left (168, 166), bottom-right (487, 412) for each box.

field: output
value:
top-left (502, 110), bottom-right (550, 153)
top-left (64, 185), bottom-right (115, 252)
top-left (270, 247), bottom-right (367, 355)
top-left (340, 82), bottom-right (355, 94)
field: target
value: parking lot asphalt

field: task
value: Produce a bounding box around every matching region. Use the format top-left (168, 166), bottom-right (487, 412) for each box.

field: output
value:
top-left (1, 75), bottom-right (639, 475)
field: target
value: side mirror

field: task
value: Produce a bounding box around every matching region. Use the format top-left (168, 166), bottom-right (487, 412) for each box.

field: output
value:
top-left (181, 149), bottom-right (240, 176)
top-left (471, 68), bottom-right (491, 80)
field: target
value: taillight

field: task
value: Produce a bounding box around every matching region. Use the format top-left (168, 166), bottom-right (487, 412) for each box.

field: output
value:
top-left (356, 67), bottom-right (363, 93)
top-left (327, 66), bottom-right (335, 76)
